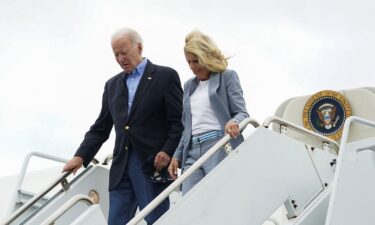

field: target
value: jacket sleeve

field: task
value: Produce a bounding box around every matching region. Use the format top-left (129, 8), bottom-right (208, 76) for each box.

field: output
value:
top-left (223, 70), bottom-right (249, 124)
top-left (74, 82), bottom-right (114, 167)
top-left (161, 70), bottom-right (183, 157)
top-left (172, 79), bottom-right (191, 164)
top-left (172, 129), bottom-right (185, 163)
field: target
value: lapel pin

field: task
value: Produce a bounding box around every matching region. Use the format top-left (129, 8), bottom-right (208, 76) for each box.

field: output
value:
top-left (147, 76), bottom-right (152, 80)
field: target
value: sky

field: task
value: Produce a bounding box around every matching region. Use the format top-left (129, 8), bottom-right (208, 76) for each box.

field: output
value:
top-left (1, 0), bottom-right (375, 177)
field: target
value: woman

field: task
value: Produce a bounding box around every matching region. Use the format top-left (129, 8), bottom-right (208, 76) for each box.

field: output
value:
top-left (168, 30), bottom-right (249, 195)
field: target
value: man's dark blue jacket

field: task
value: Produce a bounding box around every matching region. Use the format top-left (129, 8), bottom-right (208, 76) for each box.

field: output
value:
top-left (75, 60), bottom-right (183, 190)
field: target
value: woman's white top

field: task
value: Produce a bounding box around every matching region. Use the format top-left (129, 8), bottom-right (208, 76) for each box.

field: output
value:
top-left (190, 80), bottom-right (222, 135)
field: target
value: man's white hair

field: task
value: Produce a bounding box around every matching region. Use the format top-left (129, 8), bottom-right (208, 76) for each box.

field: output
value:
top-left (111, 28), bottom-right (143, 45)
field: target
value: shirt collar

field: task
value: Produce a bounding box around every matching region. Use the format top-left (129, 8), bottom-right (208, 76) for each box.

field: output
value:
top-left (132, 57), bottom-right (147, 76)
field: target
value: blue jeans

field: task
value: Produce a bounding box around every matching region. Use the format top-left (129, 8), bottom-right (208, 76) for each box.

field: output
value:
top-left (181, 135), bottom-right (226, 195)
top-left (108, 148), bottom-right (170, 225)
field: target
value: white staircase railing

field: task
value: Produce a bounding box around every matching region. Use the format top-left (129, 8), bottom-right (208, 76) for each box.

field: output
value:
top-left (127, 118), bottom-right (260, 225)
top-left (263, 116), bottom-right (339, 154)
top-left (4, 171), bottom-right (71, 225)
top-left (325, 116), bottom-right (375, 225)
top-left (4, 152), bottom-right (69, 225)
top-left (3, 151), bottom-right (100, 225)
top-left (41, 194), bottom-right (94, 225)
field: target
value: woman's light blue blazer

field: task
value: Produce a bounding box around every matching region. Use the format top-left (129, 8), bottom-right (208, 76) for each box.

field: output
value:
top-left (173, 69), bottom-right (249, 168)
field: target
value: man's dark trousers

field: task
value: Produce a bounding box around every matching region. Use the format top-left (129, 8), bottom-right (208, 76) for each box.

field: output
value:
top-left (108, 146), bottom-right (170, 225)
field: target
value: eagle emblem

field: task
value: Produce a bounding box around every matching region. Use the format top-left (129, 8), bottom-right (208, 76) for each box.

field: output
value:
top-left (316, 103), bottom-right (339, 130)
top-left (303, 90), bottom-right (351, 140)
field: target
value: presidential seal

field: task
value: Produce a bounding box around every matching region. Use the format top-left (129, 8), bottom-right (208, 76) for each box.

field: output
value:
top-left (303, 90), bottom-right (352, 140)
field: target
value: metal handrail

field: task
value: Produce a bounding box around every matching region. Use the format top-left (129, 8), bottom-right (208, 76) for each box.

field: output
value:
top-left (127, 117), bottom-right (259, 225)
top-left (40, 194), bottom-right (94, 225)
top-left (5, 151), bottom-right (68, 218)
top-left (102, 154), bottom-right (113, 165)
top-left (263, 116), bottom-right (339, 154)
top-left (4, 171), bottom-right (72, 225)
top-left (325, 116), bottom-right (375, 225)
top-left (339, 116), bottom-right (375, 148)
top-left (91, 158), bottom-right (100, 165)
top-left (14, 152), bottom-right (68, 200)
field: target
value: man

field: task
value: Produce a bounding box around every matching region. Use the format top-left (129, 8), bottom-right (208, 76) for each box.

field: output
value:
top-left (63, 28), bottom-right (183, 225)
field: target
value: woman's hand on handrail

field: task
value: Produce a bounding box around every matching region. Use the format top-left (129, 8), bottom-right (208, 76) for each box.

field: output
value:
top-left (224, 120), bottom-right (240, 138)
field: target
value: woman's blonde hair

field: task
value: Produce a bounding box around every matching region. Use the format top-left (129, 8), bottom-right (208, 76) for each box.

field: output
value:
top-left (184, 30), bottom-right (228, 72)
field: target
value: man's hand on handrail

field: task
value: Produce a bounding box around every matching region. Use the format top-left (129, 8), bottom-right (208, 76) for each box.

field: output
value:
top-left (62, 156), bottom-right (83, 175)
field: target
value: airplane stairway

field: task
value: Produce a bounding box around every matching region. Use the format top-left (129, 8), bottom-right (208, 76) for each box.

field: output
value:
top-left (3, 153), bottom-right (110, 225)
top-left (114, 87), bottom-right (375, 225)
top-left (4, 152), bottom-right (69, 224)
top-left (128, 115), bottom-right (375, 225)
top-left (4, 87), bottom-right (375, 225)
top-left (153, 118), bottom-right (339, 225)
top-left (325, 116), bottom-right (375, 225)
